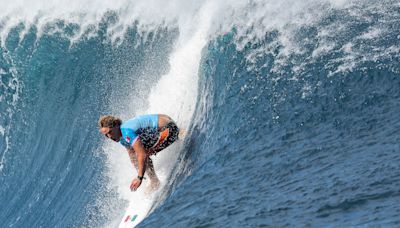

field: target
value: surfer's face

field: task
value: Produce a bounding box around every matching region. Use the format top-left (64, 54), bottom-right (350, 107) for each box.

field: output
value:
top-left (100, 126), bottom-right (121, 142)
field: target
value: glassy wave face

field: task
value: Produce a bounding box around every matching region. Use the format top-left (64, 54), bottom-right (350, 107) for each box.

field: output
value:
top-left (0, 14), bottom-right (176, 227)
top-left (1, 0), bottom-right (400, 227)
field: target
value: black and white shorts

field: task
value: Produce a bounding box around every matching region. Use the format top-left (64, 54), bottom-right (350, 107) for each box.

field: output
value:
top-left (137, 121), bottom-right (179, 155)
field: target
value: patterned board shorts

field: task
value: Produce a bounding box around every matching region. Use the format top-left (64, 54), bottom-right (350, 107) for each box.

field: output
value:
top-left (137, 122), bottom-right (179, 155)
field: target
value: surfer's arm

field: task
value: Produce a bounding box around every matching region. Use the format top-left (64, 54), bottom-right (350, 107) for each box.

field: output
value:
top-left (126, 148), bottom-right (138, 170)
top-left (133, 139), bottom-right (148, 177)
top-left (130, 139), bottom-right (148, 191)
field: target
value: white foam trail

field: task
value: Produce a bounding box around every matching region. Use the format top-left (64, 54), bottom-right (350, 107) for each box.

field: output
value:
top-left (103, 1), bottom-right (217, 227)
top-left (145, 2), bottom-right (215, 125)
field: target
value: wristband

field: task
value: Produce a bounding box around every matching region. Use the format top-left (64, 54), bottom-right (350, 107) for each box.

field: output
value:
top-left (137, 175), bottom-right (144, 181)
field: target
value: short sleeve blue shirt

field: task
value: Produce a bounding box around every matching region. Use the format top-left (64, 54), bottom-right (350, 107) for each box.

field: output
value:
top-left (119, 114), bottom-right (159, 148)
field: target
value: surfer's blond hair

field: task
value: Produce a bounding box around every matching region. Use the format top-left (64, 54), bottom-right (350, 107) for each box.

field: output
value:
top-left (98, 115), bottom-right (122, 128)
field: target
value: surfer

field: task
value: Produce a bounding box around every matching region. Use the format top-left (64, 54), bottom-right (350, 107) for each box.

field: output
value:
top-left (98, 114), bottom-right (180, 191)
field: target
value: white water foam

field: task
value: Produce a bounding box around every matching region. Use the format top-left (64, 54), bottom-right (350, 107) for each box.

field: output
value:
top-left (0, 0), bottom-right (203, 46)
top-left (1, 0), bottom-right (390, 74)
top-left (0, 51), bottom-right (21, 173)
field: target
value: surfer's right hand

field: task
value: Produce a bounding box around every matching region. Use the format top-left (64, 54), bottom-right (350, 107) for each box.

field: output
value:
top-left (130, 178), bottom-right (142, 191)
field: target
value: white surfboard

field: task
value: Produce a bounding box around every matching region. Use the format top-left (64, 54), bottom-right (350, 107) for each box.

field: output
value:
top-left (118, 206), bottom-right (145, 227)
top-left (118, 189), bottom-right (154, 228)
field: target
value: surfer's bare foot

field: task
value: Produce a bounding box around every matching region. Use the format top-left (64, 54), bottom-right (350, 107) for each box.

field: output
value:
top-left (151, 178), bottom-right (160, 190)
top-left (144, 178), bottom-right (160, 195)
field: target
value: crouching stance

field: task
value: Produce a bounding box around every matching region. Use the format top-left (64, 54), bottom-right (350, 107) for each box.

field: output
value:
top-left (99, 114), bottom-right (179, 191)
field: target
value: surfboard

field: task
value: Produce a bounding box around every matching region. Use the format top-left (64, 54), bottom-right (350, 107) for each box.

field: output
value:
top-left (118, 195), bottom-right (152, 228)
top-left (117, 189), bottom-right (154, 228)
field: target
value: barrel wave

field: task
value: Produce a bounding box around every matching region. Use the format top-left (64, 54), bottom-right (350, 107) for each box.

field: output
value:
top-left (1, 1), bottom-right (399, 227)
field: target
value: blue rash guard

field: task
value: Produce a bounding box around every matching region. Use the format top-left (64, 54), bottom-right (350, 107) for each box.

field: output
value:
top-left (119, 114), bottom-right (159, 148)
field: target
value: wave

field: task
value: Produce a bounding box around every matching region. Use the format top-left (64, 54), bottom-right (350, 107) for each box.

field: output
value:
top-left (0, 0), bottom-right (399, 227)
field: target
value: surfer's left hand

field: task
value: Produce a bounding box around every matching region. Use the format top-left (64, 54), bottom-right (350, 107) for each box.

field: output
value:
top-left (130, 178), bottom-right (142, 191)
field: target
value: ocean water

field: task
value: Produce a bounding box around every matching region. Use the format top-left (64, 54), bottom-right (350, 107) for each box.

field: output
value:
top-left (1, 0), bottom-right (400, 227)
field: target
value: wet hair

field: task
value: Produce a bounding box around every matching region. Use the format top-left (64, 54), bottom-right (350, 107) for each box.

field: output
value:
top-left (98, 115), bottom-right (122, 128)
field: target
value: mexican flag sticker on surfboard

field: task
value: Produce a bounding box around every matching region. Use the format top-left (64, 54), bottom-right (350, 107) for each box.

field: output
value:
top-left (124, 214), bottom-right (138, 223)
top-left (119, 211), bottom-right (143, 228)
top-left (118, 194), bottom-right (153, 228)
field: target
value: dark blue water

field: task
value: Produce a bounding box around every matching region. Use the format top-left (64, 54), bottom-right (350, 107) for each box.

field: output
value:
top-left (1, 1), bottom-right (400, 227)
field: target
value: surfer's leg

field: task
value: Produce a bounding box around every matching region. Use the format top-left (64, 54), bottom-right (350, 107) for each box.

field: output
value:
top-left (130, 152), bottom-right (157, 181)
top-left (128, 150), bottom-right (139, 170)
top-left (132, 153), bottom-right (160, 190)
top-left (145, 157), bottom-right (160, 190)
